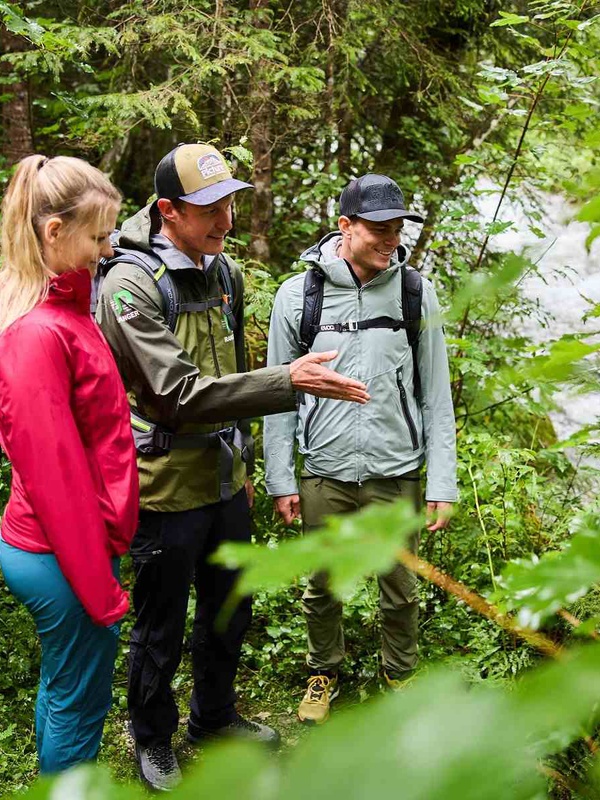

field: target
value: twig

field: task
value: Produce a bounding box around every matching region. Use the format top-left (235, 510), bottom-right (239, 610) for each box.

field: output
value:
top-left (453, 3), bottom-right (588, 408)
top-left (468, 460), bottom-right (498, 591)
top-left (455, 386), bottom-right (534, 421)
top-left (398, 549), bottom-right (561, 658)
top-left (460, 13), bottom-right (581, 320)
top-left (558, 608), bottom-right (600, 642)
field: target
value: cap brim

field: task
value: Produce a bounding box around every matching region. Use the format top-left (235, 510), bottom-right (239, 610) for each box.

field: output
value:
top-left (357, 209), bottom-right (424, 224)
top-left (180, 178), bottom-right (254, 206)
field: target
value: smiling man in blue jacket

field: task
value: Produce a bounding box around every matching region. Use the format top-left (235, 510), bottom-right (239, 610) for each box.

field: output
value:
top-left (264, 174), bottom-right (457, 724)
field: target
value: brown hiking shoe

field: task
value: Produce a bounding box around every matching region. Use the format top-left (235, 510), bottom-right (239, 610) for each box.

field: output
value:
top-left (298, 674), bottom-right (339, 725)
top-left (384, 671), bottom-right (417, 692)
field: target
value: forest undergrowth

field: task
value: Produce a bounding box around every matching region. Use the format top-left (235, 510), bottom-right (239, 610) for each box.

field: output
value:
top-left (1, 1), bottom-right (600, 798)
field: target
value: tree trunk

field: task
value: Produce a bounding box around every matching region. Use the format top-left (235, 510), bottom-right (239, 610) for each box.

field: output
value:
top-left (248, 0), bottom-right (272, 263)
top-left (337, 104), bottom-right (353, 182)
top-left (330, 0), bottom-right (351, 184)
top-left (374, 93), bottom-right (421, 175)
top-left (1, 26), bottom-right (34, 165)
top-left (317, 29), bottom-right (336, 237)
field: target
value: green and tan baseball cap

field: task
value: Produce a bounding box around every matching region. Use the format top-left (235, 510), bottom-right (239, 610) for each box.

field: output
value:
top-left (154, 143), bottom-right (253, 206)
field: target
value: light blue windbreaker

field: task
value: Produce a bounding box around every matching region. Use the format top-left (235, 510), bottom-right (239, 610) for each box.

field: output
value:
top-left (264, 233), bottom-right (457, 502)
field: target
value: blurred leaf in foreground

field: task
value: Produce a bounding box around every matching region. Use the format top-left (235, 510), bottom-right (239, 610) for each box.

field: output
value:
top-left (500, 515), bottom-right (600, 628)
top-left (24, 645), bottom-right (600, 800)
top-left (212, 498), bottom-right (422, 599)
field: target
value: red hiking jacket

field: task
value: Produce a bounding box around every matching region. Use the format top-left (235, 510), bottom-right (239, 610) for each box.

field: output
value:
top-left (0, 269), bottom-right (138, 626)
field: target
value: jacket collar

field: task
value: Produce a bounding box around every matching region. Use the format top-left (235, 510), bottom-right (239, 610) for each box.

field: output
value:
top-left (116, 203), bottom-right (217, 275)
top-left (46, 268), bottom-right (92, 313)
top-left (149, 233), bottom-right (217, 274)
top-left (300, 232), bottom-right (408, 289)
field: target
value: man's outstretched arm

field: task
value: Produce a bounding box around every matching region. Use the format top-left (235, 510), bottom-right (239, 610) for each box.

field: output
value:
top-left (97, 265), bottom-right (368, 429)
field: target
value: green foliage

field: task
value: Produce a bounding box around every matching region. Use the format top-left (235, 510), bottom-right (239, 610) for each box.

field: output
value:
top-left (501, 515), bottom-right (600, 628)
top-left (0, 452), bottom-right (11, 508)
top-left (214, 499), bottom-right (421, 600)
top-left (1, 0), bottom-right (600, 796)
top-left (19, 645), bottom-right (600, 800)
top-left (0, 572), bottom-right (39, 792)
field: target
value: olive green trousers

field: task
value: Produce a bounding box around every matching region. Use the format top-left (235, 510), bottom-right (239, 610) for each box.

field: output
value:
top-left (300, 471), bottom-right (421, 679)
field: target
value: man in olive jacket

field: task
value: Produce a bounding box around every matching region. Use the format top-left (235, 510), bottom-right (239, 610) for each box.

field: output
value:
top-left (264, 174), bottom-right (456, 725)
top-left (96, 144), bottom-right (369, 791)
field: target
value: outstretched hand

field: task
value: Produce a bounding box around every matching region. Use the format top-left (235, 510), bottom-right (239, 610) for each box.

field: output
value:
top-left (289, 350), bottom-right (370, 403)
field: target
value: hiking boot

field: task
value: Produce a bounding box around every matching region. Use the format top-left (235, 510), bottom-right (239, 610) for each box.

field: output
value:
top-left (187, 713), bottom-right (281, 749)
top-left (297, 674), bottom-right (339, 725)
top-left (135, 741), bottom-right (182, 792)
top-left (384, 671), bottom-right (417, 692)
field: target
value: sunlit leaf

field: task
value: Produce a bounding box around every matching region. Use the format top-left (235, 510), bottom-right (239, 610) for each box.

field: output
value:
top-left (212, 499), bottom-right (422, 599)
top-left (490, 12), bottom-right (530, 27)
top-left (501, 517), bottom-right (600, 627)
top-left (577, 196), bottom-right (600, 224)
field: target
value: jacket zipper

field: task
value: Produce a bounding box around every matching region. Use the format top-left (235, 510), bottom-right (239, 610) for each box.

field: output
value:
top-left (304, 397), bottom-right (319, 448)
top-left (396, 367), bottom-right (419, 451)
top-left (206, 311), bottom-right (222, 378)
top-left (201, 272), bottom-right (222, 379)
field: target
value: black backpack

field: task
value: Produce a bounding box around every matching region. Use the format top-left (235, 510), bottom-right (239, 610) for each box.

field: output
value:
top-left (298, 260), bottom-right (423, 398)
top-left (91, 246), bottom-right (237, 335)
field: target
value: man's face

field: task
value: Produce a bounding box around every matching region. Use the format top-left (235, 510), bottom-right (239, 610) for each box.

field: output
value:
top-left (338, 216), bottom-right (403, 275)
top-left (158, 194), bottom-right (233, 259)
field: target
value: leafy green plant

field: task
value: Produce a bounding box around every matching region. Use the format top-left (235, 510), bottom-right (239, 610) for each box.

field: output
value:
top-left (18, 642), bottom-right (600, 800)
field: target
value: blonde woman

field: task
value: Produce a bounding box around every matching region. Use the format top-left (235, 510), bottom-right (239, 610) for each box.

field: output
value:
top-left (0, 155), bottom-right (138, 774)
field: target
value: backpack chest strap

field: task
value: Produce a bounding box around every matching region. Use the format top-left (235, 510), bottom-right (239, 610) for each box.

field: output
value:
top-left (315, 316), bottom-right (407, 334)
top-left (177, 297), bottom-right (223, 314)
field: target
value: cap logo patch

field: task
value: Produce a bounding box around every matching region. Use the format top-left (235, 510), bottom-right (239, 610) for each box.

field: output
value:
top-left (197, 154), bottom-right (228, 180)
top-left (368, 184), bottom-right (403, 206)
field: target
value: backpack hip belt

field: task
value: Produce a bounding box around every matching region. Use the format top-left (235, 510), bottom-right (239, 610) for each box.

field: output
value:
top-left (131, 410), bottom-right (249, 502)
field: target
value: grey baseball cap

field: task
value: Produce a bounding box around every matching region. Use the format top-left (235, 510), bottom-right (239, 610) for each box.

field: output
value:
top-left (339, 174), bottom-right (424, 223)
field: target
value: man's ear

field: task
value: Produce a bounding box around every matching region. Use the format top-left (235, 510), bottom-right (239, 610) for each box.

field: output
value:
top-left (338, 215), bottom-right (352, 237)
top-left (157, 198), bottom-right (180, 224)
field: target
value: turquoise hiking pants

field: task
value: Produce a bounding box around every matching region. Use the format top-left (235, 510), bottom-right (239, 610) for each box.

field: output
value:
top-left (0, 538), bottom-right (120, 774)
top-left (300, 471), bottom-right (421, 679)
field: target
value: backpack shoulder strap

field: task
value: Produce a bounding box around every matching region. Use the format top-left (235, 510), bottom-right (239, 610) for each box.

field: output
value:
top-left (216, 253), bottom-right (237, 334)
top-left (98, 247), bottom-right (180, 333)
top-left (299, 267), bottom-right (325, 354)
top-left (401, 264), bottom-right (423, 347)
top-left (400, 263), bottom-right (423, 399)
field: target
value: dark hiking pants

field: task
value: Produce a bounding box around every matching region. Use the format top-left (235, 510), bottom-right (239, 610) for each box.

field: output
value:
top-left (128, 487), bottom-right (252, 747)
top-left (300, 471), bottom-right (422, 679)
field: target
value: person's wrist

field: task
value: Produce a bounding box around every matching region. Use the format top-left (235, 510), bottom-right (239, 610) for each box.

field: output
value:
top-left (288, 362), bottom-right (298, 388)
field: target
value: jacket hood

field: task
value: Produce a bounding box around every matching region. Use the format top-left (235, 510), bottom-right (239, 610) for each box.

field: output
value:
top-left (299, 231), bottom-right (409, 287)
top-left (113, 202), bottom-right (161, 253)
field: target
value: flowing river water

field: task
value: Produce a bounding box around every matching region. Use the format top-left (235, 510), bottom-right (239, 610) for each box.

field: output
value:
top-left (483, 193), bottom-right (600, 443)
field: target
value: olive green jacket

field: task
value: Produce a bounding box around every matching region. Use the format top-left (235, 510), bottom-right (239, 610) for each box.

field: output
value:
top-left (96, 203), bottom-right (295, 512)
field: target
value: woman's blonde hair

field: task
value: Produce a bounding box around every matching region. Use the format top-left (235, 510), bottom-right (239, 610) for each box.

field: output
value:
top-left (0, 154), bottom-right (121, 332)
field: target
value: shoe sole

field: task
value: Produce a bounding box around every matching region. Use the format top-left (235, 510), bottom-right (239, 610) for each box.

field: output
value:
top-left (298, 685), bottom-right (340, 726)
top-left (138, 773), bottom-right (173, 793)
top-left (186, 730), bottom-right (281, 751)
top-left (134, 740), bottom-right (181, 793)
